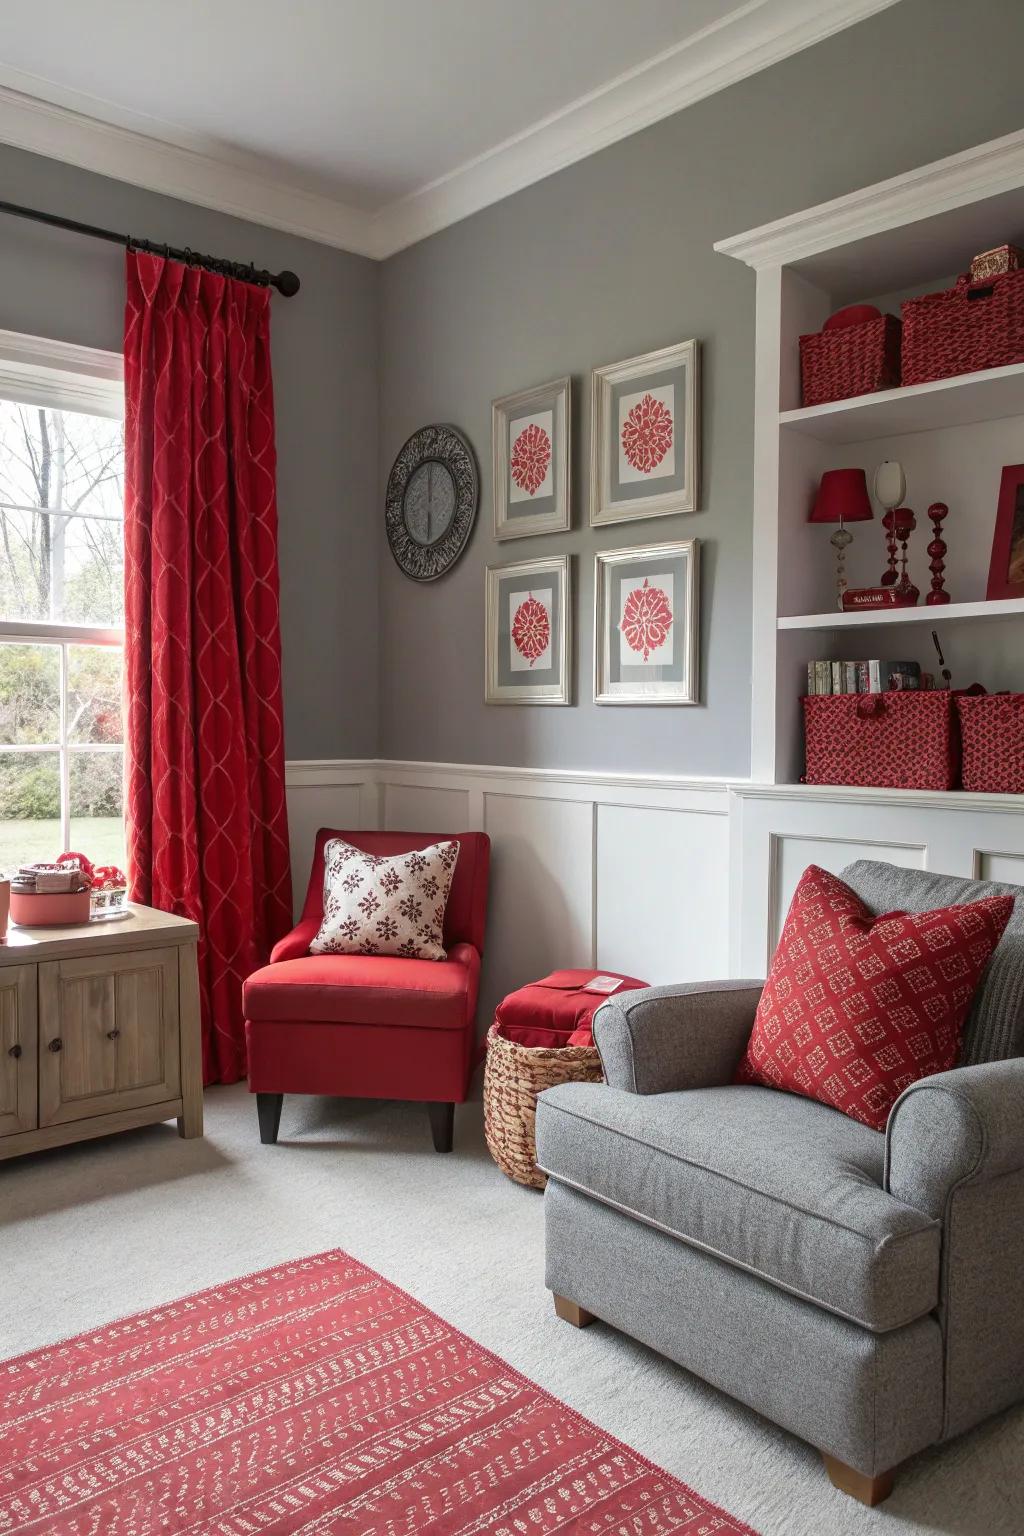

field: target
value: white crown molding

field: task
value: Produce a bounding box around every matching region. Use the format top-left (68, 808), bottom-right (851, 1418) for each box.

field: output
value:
top-left (0, 0), bottom-right (899, 263)
top-left (0, 81), bottom-right (379, 259)
top-left (715, 126), bottom-right (1024, 270)
top-left (368, 0), bottom-right (901, 258)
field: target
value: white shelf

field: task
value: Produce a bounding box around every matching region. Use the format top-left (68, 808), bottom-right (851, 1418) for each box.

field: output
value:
top-left (778, 597), bottom-right (1024, 630)
top-left (779, 362), bottom-right (1024, 443)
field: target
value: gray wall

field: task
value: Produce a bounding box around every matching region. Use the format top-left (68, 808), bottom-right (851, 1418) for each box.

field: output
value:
top-left (378, 0), bottom-right (1024, 777)
top-left (0, 143), bottom-right (379, 761)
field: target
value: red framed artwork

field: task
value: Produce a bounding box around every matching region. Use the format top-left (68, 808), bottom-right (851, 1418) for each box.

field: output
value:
top-left (987, 463), bottom-right (1024, 599)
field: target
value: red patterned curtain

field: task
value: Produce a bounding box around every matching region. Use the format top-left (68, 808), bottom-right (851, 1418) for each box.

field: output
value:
top-left (123, 250), bottom-right (293, 1085)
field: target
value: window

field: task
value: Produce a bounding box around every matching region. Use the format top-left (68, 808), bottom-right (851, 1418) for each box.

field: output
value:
top-left (0, 332), bottom-right (125, 875)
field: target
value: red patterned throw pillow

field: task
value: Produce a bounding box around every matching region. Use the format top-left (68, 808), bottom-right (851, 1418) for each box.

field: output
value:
top-left (310, 838), bottom-right (459, 961)
top-left (736, 864), bottom-right (1013, 1130)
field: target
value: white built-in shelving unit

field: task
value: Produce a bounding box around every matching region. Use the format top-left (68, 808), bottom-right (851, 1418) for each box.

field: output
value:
top-left (716, 129), bottom-right (1024, 789)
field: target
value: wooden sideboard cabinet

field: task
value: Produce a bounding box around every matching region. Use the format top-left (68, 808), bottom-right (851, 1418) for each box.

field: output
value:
top-left (0, 904), bottom-right (202, 1161)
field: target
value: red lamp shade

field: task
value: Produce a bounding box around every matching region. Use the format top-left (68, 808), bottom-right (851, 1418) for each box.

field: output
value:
top-left (809, 468), bottom-right (873, 524)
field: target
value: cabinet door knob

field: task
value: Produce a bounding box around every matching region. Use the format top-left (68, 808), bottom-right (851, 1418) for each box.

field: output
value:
top-left (7, 1043), bottom-right (21, 1059)
top-left (48, 1037), bottom-right (62, 1053)
top-left (106, 1028), bottom-right (120, 1041)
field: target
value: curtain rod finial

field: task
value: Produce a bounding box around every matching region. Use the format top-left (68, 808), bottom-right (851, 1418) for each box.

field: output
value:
top-left (275, 270), bottom-right (300, 298)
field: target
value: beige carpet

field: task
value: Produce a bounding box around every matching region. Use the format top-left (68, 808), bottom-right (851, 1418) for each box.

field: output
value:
top-left (2, 1081), bottom-right (1019, 1536)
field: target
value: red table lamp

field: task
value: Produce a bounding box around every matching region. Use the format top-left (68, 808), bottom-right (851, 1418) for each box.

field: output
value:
top-left (809, 468), bottom-right (873, 610)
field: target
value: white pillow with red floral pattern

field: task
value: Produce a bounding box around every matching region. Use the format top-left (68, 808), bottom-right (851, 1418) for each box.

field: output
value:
top-left (310, 838), bottom-right (459, 961)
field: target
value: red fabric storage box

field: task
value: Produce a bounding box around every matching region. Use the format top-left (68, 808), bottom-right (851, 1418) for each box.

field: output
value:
top-left (956, 694), bottom-right (1024, 793)
top-left (799, 314), bottom-right (901, 406)
top-left (494, 968), bottom-right (647, 1045)
top-left (901, 269), bottom-right (1024, 385)
top-left (803, 691), bottom-right (960, 790)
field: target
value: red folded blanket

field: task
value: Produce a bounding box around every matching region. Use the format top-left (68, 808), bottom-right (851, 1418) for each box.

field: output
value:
top-left (494, 969), bottom-right (648, 1049)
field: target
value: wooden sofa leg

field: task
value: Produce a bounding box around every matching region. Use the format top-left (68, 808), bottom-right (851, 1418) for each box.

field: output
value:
top-left (822, 1453), bottom-right (896, 1506)
top-left (427, 1102), bottom-right (454, 1153)
top-left (553, 1293), bottom-right (596, 1329)
top-left (256, 1093), bottom-right (283, 1145)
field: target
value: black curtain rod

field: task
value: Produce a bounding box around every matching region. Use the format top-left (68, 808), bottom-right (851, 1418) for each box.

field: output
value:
top-left (0, 198), bottom-right (300, 297)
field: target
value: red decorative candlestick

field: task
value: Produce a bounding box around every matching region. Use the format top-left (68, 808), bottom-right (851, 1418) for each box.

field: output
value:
top-left (926, 501), bottom-right (951, 605)
top-left (892, 507), bottom-right (919, 604)
top-left (880, 509), bottom-right (900, 586)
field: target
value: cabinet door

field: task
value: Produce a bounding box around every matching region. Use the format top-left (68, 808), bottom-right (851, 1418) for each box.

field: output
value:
top-left (0, 966), bottom-right (38, 1137)
top-left (39, 948), bottom-right (180, 1127)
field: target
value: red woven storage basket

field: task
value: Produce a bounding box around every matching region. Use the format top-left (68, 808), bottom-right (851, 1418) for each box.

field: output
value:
top-left (799, 315), bottom-right (901, 406)
top-left (803, 691), bottom-right (959, 790)
top-left (901, 269), bottom-right (1024, 385)
top-left (956, 694), bottom-right (1024, 793)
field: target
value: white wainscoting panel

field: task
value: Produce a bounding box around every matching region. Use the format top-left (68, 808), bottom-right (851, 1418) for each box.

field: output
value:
top-left (284, 762), bottom-right (377, 918)
top-left (772, 834), bottom-right (925, 949)
top-left (382, 782), bottom-right (471, 834)
top-left (596, 804), bottom-right (729, 984)
top-left (976, 850), bottom-right (1024, 884)
top-left (284, 764), bottom-right (1024, 1019)
top-left (481, 791), bottom-right (594, 1025)
top-left (732, 785), bottom-right (1024, 976)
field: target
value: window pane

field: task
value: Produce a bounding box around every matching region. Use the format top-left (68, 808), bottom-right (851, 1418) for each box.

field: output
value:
top-left (0, 750), bottom-right (60, 869)
top-left (67, 645), bottom-right (123, 744)
top-left (0, 400), bottom-right (124, 626)
top-left (69, 749), bottom-right (125, 869)
top-left (0, 642), bottom-right (60, 744)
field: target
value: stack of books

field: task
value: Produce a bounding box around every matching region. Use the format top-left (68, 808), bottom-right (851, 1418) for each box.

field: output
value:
top-left (805, 660), bottom-right (931, 695)
top-left (11, 862), bottom-right (90, 895)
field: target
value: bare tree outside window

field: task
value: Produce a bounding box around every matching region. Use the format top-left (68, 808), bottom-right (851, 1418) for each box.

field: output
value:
top-left (0, 395), bottom-right (125, 873)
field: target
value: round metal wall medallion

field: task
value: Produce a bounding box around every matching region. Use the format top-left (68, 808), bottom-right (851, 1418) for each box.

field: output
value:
top-left (386, 424), bottom-right (479, 581)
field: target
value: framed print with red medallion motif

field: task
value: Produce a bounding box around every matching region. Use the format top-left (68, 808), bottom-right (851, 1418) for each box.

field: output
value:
top-left (594, 540), bottom-right (699, 704)
top-left (590, 339), bottom-right (699, 526)
top-left (493, 377), bottom-right (571, 540)
top-left (486, 554), bottom-right (571, 704)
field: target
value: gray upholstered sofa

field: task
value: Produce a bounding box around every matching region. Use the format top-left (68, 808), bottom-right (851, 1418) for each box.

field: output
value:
top-left (535, 861), bottom-right (1024, 1506)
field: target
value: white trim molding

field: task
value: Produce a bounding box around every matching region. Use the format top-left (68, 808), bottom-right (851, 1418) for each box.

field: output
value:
top-left (0, 0), bottom-right (899, 262)
top-left (0, 327), bottom-right (123, 418)
top-left (714, 126), bottom-right (1024, 270)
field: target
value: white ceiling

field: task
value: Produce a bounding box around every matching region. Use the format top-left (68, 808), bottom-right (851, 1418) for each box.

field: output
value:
top-left (0, 0), bottom-right (899, 258)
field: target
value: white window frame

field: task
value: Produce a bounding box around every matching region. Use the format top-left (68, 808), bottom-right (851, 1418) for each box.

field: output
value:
top-left (0, 330), bottom-right (126, 854)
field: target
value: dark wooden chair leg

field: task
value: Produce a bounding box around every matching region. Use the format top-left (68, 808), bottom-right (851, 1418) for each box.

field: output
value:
top-left (256, 1093), bottom-right (283, 1145)
top-left (822, 1453), bottom-right (896, 1506)
top-left (552, 1293), bottom-right (596, 1328)
top-left (427, 1101), bottom-right (455, 1153)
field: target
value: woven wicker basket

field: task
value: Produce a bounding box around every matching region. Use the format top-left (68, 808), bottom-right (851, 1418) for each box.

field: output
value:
top-left (483, 1021), bottom-right (603, 1190)
top-left (799, 314), bottom-right (901, 406)
top-left (901, 269), bottom-right (1024, 384)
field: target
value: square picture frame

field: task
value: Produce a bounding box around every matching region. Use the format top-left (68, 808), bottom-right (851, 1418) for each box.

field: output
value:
top-left (493, 376), bottom-right (571, 539)
top-left (590, 339), bottom-right (700, 526)
top-left (986, 463), bottom-right (1024, 599)
top-left (485, 554), bottom-right (572, 705)
top-left (594, 540), bottom-right (699, 705)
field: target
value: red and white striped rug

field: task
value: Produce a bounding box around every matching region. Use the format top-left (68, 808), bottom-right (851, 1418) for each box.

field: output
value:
top-left (1, 1249), bottom-right (757, 1534)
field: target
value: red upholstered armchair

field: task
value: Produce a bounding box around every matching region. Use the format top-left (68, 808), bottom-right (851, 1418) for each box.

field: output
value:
top-left (244, 828), bottom-right (490, 1151)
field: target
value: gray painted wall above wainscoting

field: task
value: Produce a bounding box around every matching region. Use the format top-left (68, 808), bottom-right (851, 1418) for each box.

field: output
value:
top-left (377, 0), bottom-right (1024, 778)
top-left (0, 141), bottom-right (379, 762)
